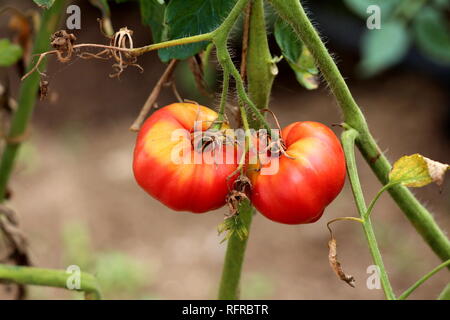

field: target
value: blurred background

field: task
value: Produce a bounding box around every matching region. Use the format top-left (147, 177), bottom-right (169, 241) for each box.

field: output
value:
top-left (0, 0), bottom-right (449, 299)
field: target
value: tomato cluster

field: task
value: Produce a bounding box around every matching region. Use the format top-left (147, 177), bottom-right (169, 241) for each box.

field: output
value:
top-left (133, 103), bottom-right (346, 224)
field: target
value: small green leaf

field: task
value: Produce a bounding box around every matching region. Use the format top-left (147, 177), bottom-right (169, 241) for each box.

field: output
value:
top-left (158, 0), bottom-right (236, 62)
top-left (274, 19), bottom-right (301, 64)
top-left (414, 7), bottom-right (450, 65)
top-left (389, 154), bottom-right (449, 187)
top-left (274, 19), bottom-right (319, 90)
top-left (359, 21), bottom-right (410, 77)
top-left (0, 39), bottom-right (23, 67)
top-left (33, 0), bottom-right (55, 9)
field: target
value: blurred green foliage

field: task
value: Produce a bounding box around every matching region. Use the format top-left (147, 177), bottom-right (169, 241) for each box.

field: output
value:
top-left (241, 272), bottom-right (275, 299)
top-left (0, 39), bottom-right (23, 67)
top-left (62, 221), bottom-right (154, 299)
top-left (344, 0), bottom-right (450, 76)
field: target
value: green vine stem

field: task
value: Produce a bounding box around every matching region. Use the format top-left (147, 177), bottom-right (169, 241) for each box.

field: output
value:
top-left (0, 1), bottom-right (66, 201)
top-left (438, 283), bottom-right (450, 300)
top-left (366, 182), bottom-right (399, 218)
top-left (268, 0), bottom-right (450, 264)
top-left (218, 199), bottom-right (253, 300)
top-left (398, 259), bottom-right (450, 300)
top-left (342, 129), bottom-right (396, 300)
top-left (246, 0), bottom-right (275, 127)
top-left (0, 265), bottom-right (102, 299)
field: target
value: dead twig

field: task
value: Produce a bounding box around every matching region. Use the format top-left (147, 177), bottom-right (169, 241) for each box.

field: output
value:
top-left (129, 59), bottom-right (179, 132)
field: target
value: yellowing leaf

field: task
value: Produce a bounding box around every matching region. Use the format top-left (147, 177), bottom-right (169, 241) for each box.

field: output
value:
top-left (389, 154), bottom-right (449, 187)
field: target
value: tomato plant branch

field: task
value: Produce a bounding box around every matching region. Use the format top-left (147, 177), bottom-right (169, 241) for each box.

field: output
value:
top-left (438, 283), bottom-right (450, 300)
top-left (246, 0), bottom-right (276, 125)
top-left (398, 259), bottom-right (450, 300)
top-left (215, 43), bottom-right (271, 133)
top-left (129, 59), bottom-right (178, 132)
top-left (0, 0), bottom-right (66, 202)
top-left (0, 264), bottom-right (102, 299)
top-left (218, 199), bottom-right (253, 300)
top-left (341, 129), bottom-right (396, 300)
top-left (212, 68), bottom-right (230, 131)
top-left (269, 0), bottom-right (450, 264)
top-left (366, 182), bottom-right (400, 218)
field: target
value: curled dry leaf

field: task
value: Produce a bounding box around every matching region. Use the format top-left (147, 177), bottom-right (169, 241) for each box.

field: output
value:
top-left (328, 237), bottom-right (355, 288)
top-left (389, 153), bottom-right (449, 187)
top-left (51, 30), bottom-right (77, 62)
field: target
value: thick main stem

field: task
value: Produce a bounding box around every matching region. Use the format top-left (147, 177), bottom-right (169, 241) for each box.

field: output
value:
top-left (269, 0), bottom-right (450, 264)
top-left (218, 200), bottom-right (253, 299)
top-left (0, 1), bottom-right (66, 201)
top-left (342, 129), bottom-right (396, 300)
top-left (0, 265), bottom-right (102, 299)
top-left (246, 0), bottom-right (275, 128)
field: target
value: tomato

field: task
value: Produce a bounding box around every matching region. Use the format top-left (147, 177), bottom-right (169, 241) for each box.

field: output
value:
top-left (133, 103), bottom-right (239, 213)
top-left (248, 121), bottom-right (346, 224)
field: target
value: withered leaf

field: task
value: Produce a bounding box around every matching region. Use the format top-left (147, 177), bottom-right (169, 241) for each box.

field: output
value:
top-left (328, 237), bottom-right (355, 288)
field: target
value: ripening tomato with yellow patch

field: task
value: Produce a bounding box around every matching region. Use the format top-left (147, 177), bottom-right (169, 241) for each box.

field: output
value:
top-left (248, 121), bottom-right (346, 224)
top-left (133, 103), bottom-right (239, 213)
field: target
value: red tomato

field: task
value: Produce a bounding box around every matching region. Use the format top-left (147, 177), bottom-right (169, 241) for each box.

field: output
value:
top-left (248, 121), bottom-right (346, 224)
top-left (133, 103), bottom-right (239, 213)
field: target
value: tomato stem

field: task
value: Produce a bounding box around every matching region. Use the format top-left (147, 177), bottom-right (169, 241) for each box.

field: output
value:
top-left (0, 265), bottom-right (102, 300)
top-left (341, 129), bottom-right (396, 300)
top-left (218, 199), bottom-right (253, 300)
top-left (398, 259), bottom-right (450, 300)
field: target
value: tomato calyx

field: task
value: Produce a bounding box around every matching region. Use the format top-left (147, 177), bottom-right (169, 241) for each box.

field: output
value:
top-left (257, 130), bottom-right (295, 160)
top-left (258, 109), bottom-right (295, 160)
top-left (225, 175), bottom-right (252, 218)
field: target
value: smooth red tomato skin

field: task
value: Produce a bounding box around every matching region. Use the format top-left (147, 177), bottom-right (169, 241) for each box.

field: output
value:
top-left (249, 121), bottom-right (346, 225)
top-left (133, 103), bottom-right (238, 213)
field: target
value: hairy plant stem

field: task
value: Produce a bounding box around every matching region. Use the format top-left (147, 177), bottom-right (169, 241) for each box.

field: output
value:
top-left (218, 199), bottom-right (253, 300)
top-left (342, 129), bottom-right (396, 300)
top-left (269, 0), bottom-right (450, 264)
top-left (215, 69), bottom-right (230, 127)
top-left (216, 0), bottom-right (271, 300)
top-left (0, 1), bottom-right (66, 201)
top-left (246, 0), bottom-right (275, 128)
top-left (0, 265), bottom-right (102, 299)
top-left (398, 259), bottom-right (450, 300)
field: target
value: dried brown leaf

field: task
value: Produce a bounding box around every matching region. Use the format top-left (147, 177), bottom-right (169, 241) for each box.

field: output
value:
top-left (328, 237), bottom-right (355, 288)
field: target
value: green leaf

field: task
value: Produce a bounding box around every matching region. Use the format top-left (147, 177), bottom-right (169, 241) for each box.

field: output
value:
top-left (343, 0), bottom-right (399, 19)
top-left (274, 20), bottom-right (319, 90)
top-left (0, 39), bottom-right (23, 67)
top-left (139, 0), bottom-right (167, 44)
top-left (389, 154), bottom-right (449, 187)
top-left (158, 0), bottom-right (236, 62)
top-left (274, 19), bottom-right (301, 63)
top-left (414, 7), bottom-right (450, 65)
top-left (359, 21), bottom-right (410, 77)
top-left (288, 48), bottom-right (319, 90)
top-left (33, 0), bottom-right (55, 9)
